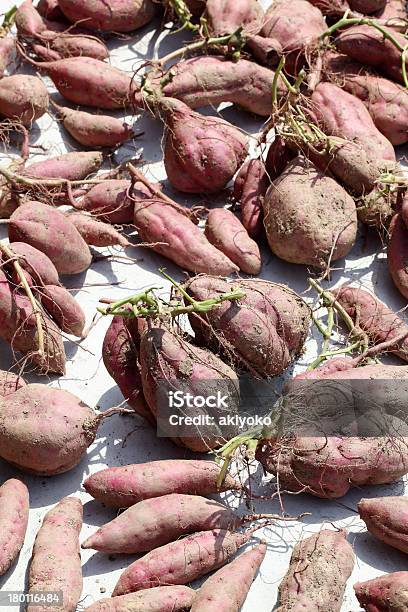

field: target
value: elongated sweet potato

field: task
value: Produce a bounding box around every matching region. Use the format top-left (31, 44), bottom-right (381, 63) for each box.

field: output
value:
top-left (203, 0), bottom-right (264, 36)
top-left (205, 208), bottom-right (262, 274)
top-left (0, 369), bottom-right (26, 397)
top-left (113, 527), bottom-right (261, 596)
top-left (15, 0), bottom-right (47, 37)
top-left (233, 159), bottom-right (268, 239)
top-left (40, 284), bottom-right (85, 336)
top-left (359, 496), bottom-right (408, 554)
top-left (38, 31), bottom-right (109, 60)
top-left (374, 0), bottom-right (407, 31)
top-left (7, 242), bottom-right (60, 286)
top-left (58, 0), bottom-right (156, 32)
top-left (67, 212), bottom-right (129, 248)
top-left (133, 200), bottom-right (239, 275)
top-left (185, 276), bottom-right (311, 378)
top-left (277, 530), bottom-right (355, 611)
top-left (54, 104), bottom-right (133, 147)
top-left (27, 497), bottom-right (82, 612)
top-left (83, 587), bottom-right (195, 612)
top-left (0, 479), bottom-right (29, 576)
top-left (263, 156), bottom-right (358, 268)
top-left (191, 543), bottom-right (266, 612)
top-left (388, 213), bottom-right (408, 300)
top-left (0, 74), bottom-right (49, 125)
top-left (37, 0), bottom-right (65, 21)
top-left (23, 150), bottom-right (103, 180)
top-left (160, 97), bottom-right (248, 194)
top-left (102, 315), bottom-right (152, 422)
top-left (83, 459), bottom-right (240, 507)
top-left (355, 572), bottom-right (408, 610)
top-left (9, 201), bottom-right (92, 275)
top-left (82, 493), bottom-right (252, 553)
top-left (0, 37), bottom-right (15, 77)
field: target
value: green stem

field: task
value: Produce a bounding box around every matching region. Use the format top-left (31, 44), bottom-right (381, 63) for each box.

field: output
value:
top-left (272, 56), bottom-right (285, 108)
top-left (167, 0), bottom-right (199, 31)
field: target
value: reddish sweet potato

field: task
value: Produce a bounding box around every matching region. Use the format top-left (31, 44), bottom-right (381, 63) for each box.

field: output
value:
top-left (83, 587), bottom-right (195, 612)
top-left (403, 194), bottom-right (408, 227)
top-left (205, 208), bottom-right (262, 275)
top-left (55, 104), bottom-right (133, 147)
top-left (83, 459), bottom-right (240, 508)
top-left (15, 0), bottom-right (47, 37)
top-left (310, 82), bottom-right (396, 161)
top-left (307, 0), bottom-right (350, 17)
top-left (203, 0), bottom-right (264, 36)
top-left (349, 0), bottom-right (386, 12)
top-left (191, 543), bottom-right (266, 612)
top-left (336, 24), bottom-right (408, 84)
top-left (355, 572), bottom-right (408, 610)
top-left (332, 285), bottom-right (408, 361)
top-left (27, 497), bottom-right (82, 612)
top-left (82, 493), bottom-right (254, 553)
top-left (77, 179), bottom-right (136, 223)
top-left (0, 75), bottom-right (49, 125)
top-left (185, 276), bottom-right (311, 378)
top-left (233, 159), bottom-right (268, 239)
top-left (0, 369), bottom-right (26, 397)
top-left (67, 212), bottom-right (129, 248)
top-left (265, 136), bottom-right (294, 179)
top-left (0, 479), bottom-right (29, 576)
top-left (102, 315), bottom-right (152, 422)
top-left (40, 284), bottom-right (85, 336)
top-left (133, 200), bottom-right (239, 275)
top-left (8, 242), bottom-right (60, 286)
top-left (160, 97), bottom-right (248, 194)
top-left (359, 496), bottom-right (408, 554)
top-left (277, 530), bottom-right (355, 611)
top-left (58, 0), bottom-right (156, 32)
top-left (37, 0), bottom-right (66, 21)
top-left (0, 37), bottom-right (15, 77)
top-left (34, 33), bottom-right (109, 61)
top-left (263, 156), bottom-right (358, 268)
top-left (374, 0), bottom-right (407, 31)
top-left (388, 213), bottom-right (408, 300)
top-left (9, 201), bottom-right (93, 275)
top-left (112, 527), bottom-right (261, 596)
top-left (23, 150), bottom-right (103, 180)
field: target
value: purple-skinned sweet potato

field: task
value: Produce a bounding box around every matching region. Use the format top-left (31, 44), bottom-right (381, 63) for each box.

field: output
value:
top-left (0, 75), bottom-right (49, 125)
top-left (37, 0), bottom-right (66, 21)
top-left (67, 212), bottom-right (130, 248)
top-left (23, 150), bottom-right (103, 180)
top-left (27, 497), bottom-right (82, 612)
top-left (34, 32), bottom-right (109, 61)
top-left (102, 315), bottom-right (152, 422)
top-left (307, 0), bottom-right (350, 17)
top-left (191, 543), bottom-right (266, 612)
top-left (76, 179), bottom-right (136, 223)
top-left (112, 527), bottom-right (262, 596)
top-left (233, 158), bottom-right (268, 239)
top-left (40, 284), bottom-right (86, 336)
top-left (185, 275), bottom-right (311, 378)
top-left (0, 37), bottom-right (15, 77)
top-left (388, 213), bottom-right (408, 300)
top-left (265, 135), bottom-right (294, 179)
top-left (203, 0), bottom-right (264, 36)
top-left (263, 156), bottom-right (358, 268)
top-left (15, 0), bottom-right (47, 38)
top-left (349, 0), bottom-right (386, 12)
top-left (8, 242), bottom-right (60, 286)
top-left (0, 369), bottom-right (26, 397)
top-left (83, 459), bottom-right (241, 508)
top-left (58, 0), bottom-right (156, 32)
top-left (0, 479), bottom-right (29, 576)
top-left (83, 587), bottom-right (195, 612)
top-left (205, 208), bottom-right (262, 274)
top-left (402, 194), bottom-right (408, 227)
top-left (160, 97), bottom-right (248, 194)
top-left (374, 0), bottom-right (407, 31)
top-left (9, 201), bottom-right (93, 275)
top-left (355, 572), bottom-right (408, 610)
top-left (277, 530), bottom-right (355, 611)
top-left (133, 200), bottom-right (239, 275)
top-left (359, 496), bottom-right (408, 554)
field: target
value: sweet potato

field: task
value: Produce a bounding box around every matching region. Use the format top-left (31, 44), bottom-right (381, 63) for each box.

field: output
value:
top-left (40, 284), bottom-right (85, 336)
top-left (84, 587), bottom-right (195, 612)
top-left (310, 82), bottom-right (396, 161)
top-left (349, 0), bottom-right (386, 12)
top-left (8, 242), bottom-right (60, 286)
top-left (27, 496), bottom-right (82, 612)
top-left (0, 479), bottom-right (29, 576)
top-left (58, 0), bottom-right (156, 32)
top-left (67, 212), bottom-right (129, 248)
top-left (0, 369), bottom-right (26, 397)
top-left (203, 0), bottom-right (264, 36)
top-left (160, 97), bottom-right (248, 194)
top-left (388, 213), bottom-right (408, 300)
top-left (9, 201), bottom-right (93, 275)
top-left (277, 530), bottom-right (355, 611)
top-left (336, 24), bottom-right (408, 85)
top-left (134, 56), bottom-right (283, 117)
top-left (83, 459), bottom-right (240, 508)
top-left (357, 189), bottom-right (395, 227)
top-left (307, 0), bottom-right (350, 17)
top-left (265, 135), bottom-right (294, 180)
top-left (140, 325), bottom-right (240, 451)
top-left (403, 194), bottom-right (408, 227)
top-left (205, 208), bottom-right (262, 275)
top-left (263, 156), bottom-right (358, 268)
top-left (15, 0), bottom-right (47, 37)
top-left (0, 383), bottom-right (112, 475)
top-left (0, 74), bottom-right (49, 125)
top-left (185, 276), bottom-right (311, 378)
top-left (191, 543), bottom-right (266, 612)
top-left (133, 200), bottom-right (239, 275)
top-left (355, 572), bottom-right (408, 610)
top-left (359, 496), bottom-right (408, 554)
top-left (77, 179), bottom-right (136, 223)
top-left (112, 527), bottom-right (261, 596)
top-left (233, 159), bottom-right (267, 239)
top-left (332, 285), bottom-right (408, 361)
top-left (54, 104), bottom-right (133, 147)
top-left (37, 0), bottom-right (66, 21)
top-left (374, 0), bottom-right (407, 31)
top-left (23, 150), bottom-right (103, 180)
top-left (0, 37), bottom-right (15, 77)
top-left (34, 33), bottom-right (109, 61)
top-left (82, 493), bottom-right (254, 553)
top-left (102, 315), bottom-right (152, 422)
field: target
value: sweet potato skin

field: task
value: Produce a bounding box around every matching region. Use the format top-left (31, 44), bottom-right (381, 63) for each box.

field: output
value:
top-left (40, 284), bottom-right (86, 336)
top-left (263, 156), bottom-right (358, 268)
top-left (233, 159), bottom-right (268, 239)
top-left (0, 370), bottom-right (26, 397)
top-left (359, 496), bottom-right (408, 554)
top-left (77, 179), bottom-right (137, 223)
top-left (355, 572), bottom-right (408, 611)
top-left (27, 497), bottom-right (83, 612)
top-left (0, 479), bottom-right (29, 576)
top-left (0, 75), bottom-right (49, 125)
top-left (205, 208), bottom-right (262, 275)
top-left (388, 213), bottom-right (408, 300)
top-left (191, 543), bottom-right (266, 612)
top-left (8, 242), bottom-right (60, 287)
top-left (277, 530), bottom-right (355, 612)
top-left (58, 105), bottom-right (133, 147)
top-left (83, 587), bottom-right (195, 612)
top-left (58, 0), bottom-right (156, 32)
top-left (204, 0), bottom-right (264, 36)
top-left (83, 459), bottom-right (240, 508)
top-left (0, 37), bottom-right (15, 77)
top-left (349, 0), bottom-right (386, 12)
top-left (15, 0), bottom-right (47, 37)
top-left (67, 212), bottom-right (129, 247)
top-left (23, 151), bottom-right (103, 180)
